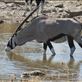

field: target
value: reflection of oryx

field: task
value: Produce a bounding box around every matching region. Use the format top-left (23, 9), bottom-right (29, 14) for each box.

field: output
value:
top-left (24, 0), bottom-right (45, 16)
top-left (6, 16), bottom-right (82, 58)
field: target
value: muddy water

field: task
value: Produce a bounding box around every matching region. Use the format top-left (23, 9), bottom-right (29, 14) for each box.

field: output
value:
top-left (0, 23), bottom-right (82, 81)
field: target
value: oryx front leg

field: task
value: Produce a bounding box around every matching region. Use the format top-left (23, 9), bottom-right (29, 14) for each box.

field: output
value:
top-left (47, 41), bottom-right (56, 56)
top-left (43, 43), bottom-right (47, 55)
top-left (67, 35), bottom-right (76, 58)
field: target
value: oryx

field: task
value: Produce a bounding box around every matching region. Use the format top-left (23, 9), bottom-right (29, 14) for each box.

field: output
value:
top-left (24, 0), bottom-right (45, 16)
top-left (6, 16), bottom-right (82, 58)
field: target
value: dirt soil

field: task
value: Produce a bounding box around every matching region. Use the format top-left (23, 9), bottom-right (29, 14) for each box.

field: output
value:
top-left (0, 0), bottom-right (82, 24)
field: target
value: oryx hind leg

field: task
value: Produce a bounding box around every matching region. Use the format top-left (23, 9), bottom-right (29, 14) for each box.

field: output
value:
top-left (67, 35), bottom-right (76, 58)
top-left (43, 43), bottom-right (47, 54)
top-left (46, 41), bottom-right (56, 62)
top-left (43, 43), bottom-right (47, 61)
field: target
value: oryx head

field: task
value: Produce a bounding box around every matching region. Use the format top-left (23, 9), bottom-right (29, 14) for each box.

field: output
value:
top-left (5, 35), bottom-right (17, 51)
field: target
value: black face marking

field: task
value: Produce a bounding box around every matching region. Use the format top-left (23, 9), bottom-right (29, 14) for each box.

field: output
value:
top-left (7, 35), bottom-right (17, 49)
top-left (7, 38), bottom-right (13, 49)
top-left (11, 38), bottom-right (13, 49)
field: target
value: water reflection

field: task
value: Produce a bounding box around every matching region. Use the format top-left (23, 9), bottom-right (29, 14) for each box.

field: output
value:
top-left (6, 51), bottom-right (33, 64)
top-left (68, 56), bottom-right (75, 68)
top-left (6, 51), bottom-right (81, 81)
top-left (67, 57), bottom-right (80, 81)
top-left (6, 51), bottom-right (50, 65)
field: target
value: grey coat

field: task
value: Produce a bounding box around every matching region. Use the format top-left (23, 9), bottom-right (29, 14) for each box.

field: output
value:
top-left (15, 16), bottom-right (82, 46)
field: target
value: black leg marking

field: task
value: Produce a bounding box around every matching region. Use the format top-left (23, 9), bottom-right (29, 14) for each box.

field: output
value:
top-left (43, 43), bottom-right (47, 61)
top-left (67, 35), bottom-right (75, 48)
top-left (43, 43), bottom-right (47, 50)
top-left (67, 35), bottom-right (75, 57)
top-left (43, 43), bottom-right (47, 54)
top-left (47, 33), bottom-right (66, 55)
top-left (47, 41), bottom-right (53, 50)
top-left (47, 41), bottom-right (56, 55)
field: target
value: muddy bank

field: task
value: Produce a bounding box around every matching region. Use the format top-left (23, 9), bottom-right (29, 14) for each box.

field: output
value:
top-left (6, 49), bottom-right (82, 81)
